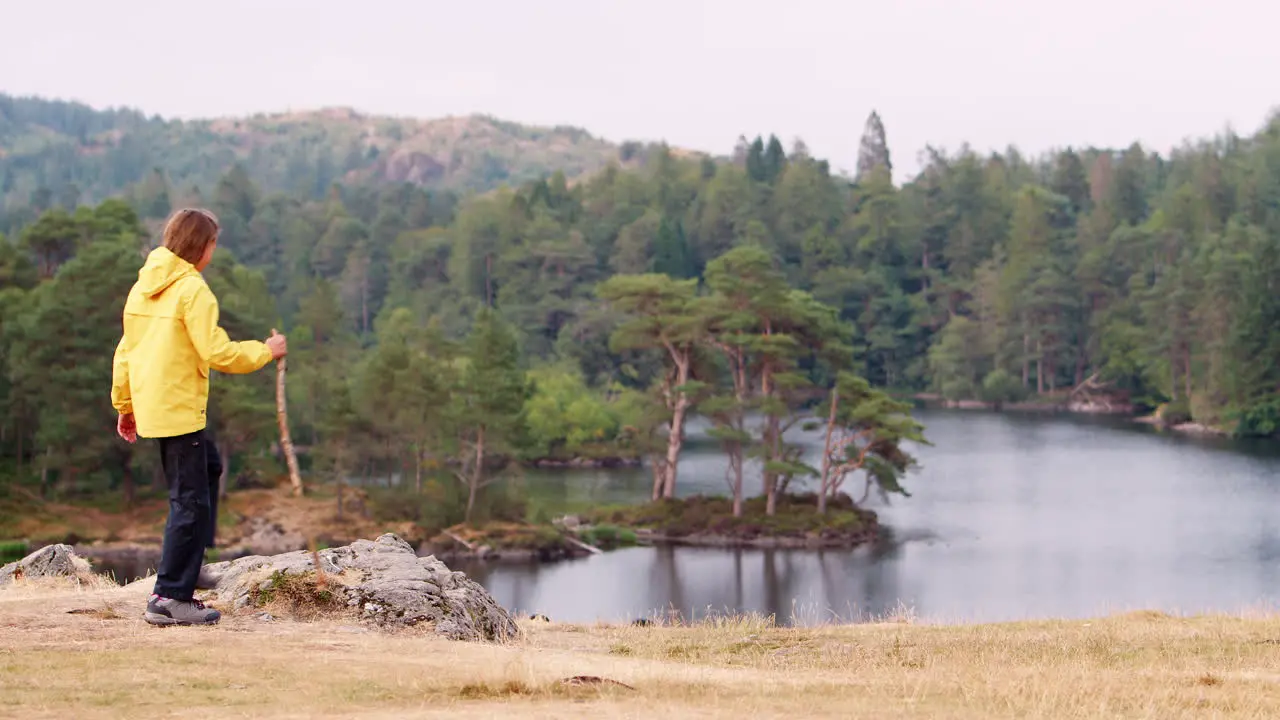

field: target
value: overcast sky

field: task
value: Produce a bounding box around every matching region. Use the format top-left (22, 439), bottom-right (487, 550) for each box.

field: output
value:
top-left (2, 0), bottom-right (1277, 178)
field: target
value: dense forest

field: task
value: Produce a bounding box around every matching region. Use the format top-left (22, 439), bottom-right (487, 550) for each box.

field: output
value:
top-left (3, 94), bottom-right (1280, 526)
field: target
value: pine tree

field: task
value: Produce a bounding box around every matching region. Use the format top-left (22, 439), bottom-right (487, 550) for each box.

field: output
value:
top-left (1050, 149), bottom-right (1091, 217)
top-left (651, 215), bottom-right (693, 279)
top-left (856, 111), bottom-right (893, 184)
top-left (745, 137), bottom-right (768, 183)
top-left (762, 135), bottom-right (787, 184)
top-left (702, 246), bottom-right (825, 516)
top-left (452, 308), bottom-right (530, 522)
top-left (597, 273), bottom-right (703, 499)
top-left (11, 238), bottom-right (139, 497)
top-left (815, 373), bottom-right (926, 513)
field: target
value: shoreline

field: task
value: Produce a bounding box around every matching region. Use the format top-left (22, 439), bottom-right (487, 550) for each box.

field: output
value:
top-left (75, 502), bottom-right (890, 575)
top-left (528, 455), bottom-right (642, 469)
top-left (630, 526), bottom-right (888, 550)
top-left (913, 394), bottom-right (1231, 437)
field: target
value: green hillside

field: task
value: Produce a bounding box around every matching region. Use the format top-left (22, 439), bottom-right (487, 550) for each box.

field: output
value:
top-left (0, 94), bottom-right (648, 230)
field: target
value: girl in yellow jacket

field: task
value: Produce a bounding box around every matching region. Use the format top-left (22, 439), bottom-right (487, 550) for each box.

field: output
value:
top-left (111, 208), bottom-right (287, 626)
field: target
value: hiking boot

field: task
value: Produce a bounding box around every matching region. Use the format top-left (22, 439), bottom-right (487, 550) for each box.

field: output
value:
top-left (195, 566), bottom-right (223, 590)
top-left (144, 595), bottom-right (221, 626)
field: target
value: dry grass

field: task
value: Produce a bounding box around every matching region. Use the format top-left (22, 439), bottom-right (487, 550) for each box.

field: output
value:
top-left (3, 582), bottom-right (1280, 719)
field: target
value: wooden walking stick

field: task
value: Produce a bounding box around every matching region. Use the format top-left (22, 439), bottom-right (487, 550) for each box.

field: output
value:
top-left (273, 329), bottom-right (304, 497)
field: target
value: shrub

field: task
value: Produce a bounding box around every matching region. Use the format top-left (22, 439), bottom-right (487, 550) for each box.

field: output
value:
top-left (0, 540), bottom-right (28, 564)
top-left (580, 525), bottom-right (638, 549)
top-left (1233, 397), bottom-right (1280, 438)
top-left (981, 369), bottom-right (1026, 406)
top-left (1160, 398), bottom-right (1193, 427)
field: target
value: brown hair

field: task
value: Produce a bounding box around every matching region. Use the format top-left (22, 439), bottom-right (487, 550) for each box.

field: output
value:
top-left (162, 208), bottom-right (220, 266)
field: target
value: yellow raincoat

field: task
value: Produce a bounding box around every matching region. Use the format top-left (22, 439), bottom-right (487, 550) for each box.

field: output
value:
top-left (111, 247), bottom-right (273, 438)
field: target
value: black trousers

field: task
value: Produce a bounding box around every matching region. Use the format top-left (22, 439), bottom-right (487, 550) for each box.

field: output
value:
top-left (152, 429), bottom-right (222, 601)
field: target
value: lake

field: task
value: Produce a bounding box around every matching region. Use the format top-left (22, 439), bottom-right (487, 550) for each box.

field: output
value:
top-left (454, 409), bottom-right (1280, 625)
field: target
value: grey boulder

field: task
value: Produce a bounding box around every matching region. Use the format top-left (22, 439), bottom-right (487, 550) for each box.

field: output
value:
top-left (0, 543), bottom-right (96, 587)
top-left (203, 533), bottom-right (518, 642)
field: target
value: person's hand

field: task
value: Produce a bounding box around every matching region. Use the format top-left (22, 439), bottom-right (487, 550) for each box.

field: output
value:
top-left (266, 329), bottom-right (288, 361)
top-left (117, 413), bottom-right (137, 444)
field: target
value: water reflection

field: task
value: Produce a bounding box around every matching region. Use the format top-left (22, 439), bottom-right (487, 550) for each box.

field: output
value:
top-left (456, 543), bottom-right (907, 624)
top-left (462, 410), bottom-right (1280, 624)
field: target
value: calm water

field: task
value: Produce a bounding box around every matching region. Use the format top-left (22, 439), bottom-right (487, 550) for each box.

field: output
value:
top-left (456, 410), bottom-right (1280, 625)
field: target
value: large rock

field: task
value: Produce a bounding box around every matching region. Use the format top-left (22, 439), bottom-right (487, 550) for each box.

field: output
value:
top-left (0, 543), bottom-right (95, 586)
top-left (204, 533), bottom-right (518, 642)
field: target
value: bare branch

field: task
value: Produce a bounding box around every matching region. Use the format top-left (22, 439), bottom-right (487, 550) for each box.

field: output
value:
top-left (828, 442), bottom-right (877, 494)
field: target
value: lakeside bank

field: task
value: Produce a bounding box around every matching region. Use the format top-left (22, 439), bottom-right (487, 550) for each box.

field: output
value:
top-left (911, 392), bottom-right (1232, 437)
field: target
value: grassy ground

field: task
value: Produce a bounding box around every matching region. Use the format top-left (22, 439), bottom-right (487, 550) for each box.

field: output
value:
top-left (4, 579), bottom-right (1280, 718)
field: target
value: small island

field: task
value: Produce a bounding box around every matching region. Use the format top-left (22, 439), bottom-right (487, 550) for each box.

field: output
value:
top-left (581, 492), bottom-right (883, 549)
top-left (421, 491), bottom-right (885, 564)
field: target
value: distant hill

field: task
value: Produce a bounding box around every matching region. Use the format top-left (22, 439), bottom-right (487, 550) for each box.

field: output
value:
top-left (0, 94), bottom-right (664, 223)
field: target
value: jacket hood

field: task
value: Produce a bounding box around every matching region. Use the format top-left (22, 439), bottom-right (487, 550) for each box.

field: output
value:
top-left (136, 247), bottom-right (198, 299)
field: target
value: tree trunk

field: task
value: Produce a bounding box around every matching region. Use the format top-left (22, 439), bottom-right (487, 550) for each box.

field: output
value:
top-left (729, 445), bottom-right (744, 517)
top-left (1183, 343), bottom-right (1193, 402)
top-left (817, 387), bottom-right (839, 515)
top-left (415, 449), bottom-right (423, 494)
top-left (39, 446), bottom-right (51, 499)
top-left (218, 445), bottom-right (230, 500)
top-left (275, 358), bottom-right (304, 496)
top-left (664, 396), bottom-right (688, 499)
top-left (651, 458), bottom-right (664, 502)
top-left (1036, 338), bottom-right (1045, 395)
top-left (765, 414), bottom-right (780, 516)
top-left (466, 427), bottom-right (485, 523)
top-left (760, 362), bottom-right (778, 517)
top-left (1022, 332), bottom-right (1030, 388)
top-left (14, 423), bottom-right (23, 479)
top-left (662, 357), bottom-right (692, 500)
top-left (121, 454), bottom-right (135, 508)
top-left (730, 352), bottom-right (749, 517)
